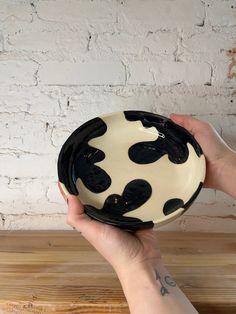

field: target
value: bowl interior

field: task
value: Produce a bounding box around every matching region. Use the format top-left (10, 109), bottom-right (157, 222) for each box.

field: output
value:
top-left (58, 111), bottom-right (206, 229)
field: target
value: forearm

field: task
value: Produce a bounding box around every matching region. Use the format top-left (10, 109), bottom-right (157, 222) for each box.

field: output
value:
top-left (116, 261), bottom-right (198, 314)
top-left (217, 150), bottom-right (236, 199)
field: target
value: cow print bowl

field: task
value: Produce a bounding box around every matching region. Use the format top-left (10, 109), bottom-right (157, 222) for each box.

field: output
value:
top-left (58, 110), bottom-right (206, 230)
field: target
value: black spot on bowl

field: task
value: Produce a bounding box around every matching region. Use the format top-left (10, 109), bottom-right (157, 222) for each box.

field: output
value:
top-left (163, 182), bottom-right (204, 216)
top-left (163, 198), bottom-right (184, 215)
top-left (73, 145), bottom-right (111, 193)
top-left (124, 110), bottom-right (202, 165)
top-left (58, 117), bottom-right (111, 195)
top-left (84, 179), bottom-right (153, 230)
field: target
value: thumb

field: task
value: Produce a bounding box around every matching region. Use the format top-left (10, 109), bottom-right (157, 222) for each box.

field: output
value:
top-left (66, 195), bottom-right (114, 246)
top-left (170, 113), bottom-right (204, 137)
top-left (66, 194), bottom-right (93, 229)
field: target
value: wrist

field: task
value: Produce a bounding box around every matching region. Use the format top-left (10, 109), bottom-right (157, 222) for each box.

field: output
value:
top-left (115, 258), bottom-right (163, 288)
top-left (116, 260), bottom-right (166, 313)
top-left (115, 259), bottom-right (198, 314)
top-left (217, 150), bottom-right (236, 198)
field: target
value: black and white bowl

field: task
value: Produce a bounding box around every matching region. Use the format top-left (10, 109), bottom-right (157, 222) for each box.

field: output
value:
top-left (58, 111), bottom-right (206, 230)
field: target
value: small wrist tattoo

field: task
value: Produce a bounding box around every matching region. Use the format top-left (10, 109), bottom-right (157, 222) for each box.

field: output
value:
top-left (155, 270), bottom-right (169, 296)
top-left (164, 275), bottom-right (176, 287)
top-left (155, 270), bottom-right (177, 296)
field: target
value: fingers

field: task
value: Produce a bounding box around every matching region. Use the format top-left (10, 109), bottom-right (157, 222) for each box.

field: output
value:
top-left (58, 181), bottom-right (69, 202)
top-left (67, 194), bottom-right (84, 216)
top-left (58, 181), bottom-right (90, 230)
top-left (58, 181), bottom-right (116, 243)
top-left (170, 113), bottom-right (205, 136)
top-left (67, 194), bottom-right (113, 244)
top-left (66, 195), bottom-right (95, 233)
top-left (58, 181), bottom-right (90, 225)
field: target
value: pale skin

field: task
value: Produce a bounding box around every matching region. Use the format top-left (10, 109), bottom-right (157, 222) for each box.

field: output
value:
top-left (58, 113), bottom-right (236, 314)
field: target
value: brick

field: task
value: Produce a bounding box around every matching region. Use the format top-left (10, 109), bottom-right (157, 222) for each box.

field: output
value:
top-left (0, 61), bottom-right (37, 85)
top-left (0, 177), bottom-right (46, 203)
top-left (29, 201), bottom-right (66, 214)
top-left (207, 0), bottom-right (236, 27)
top-left (0, 177), bottom-right (22, 203)
top-left (47, 181), bottom-right (65, 204)
top-left (3, 213), bottom-right (69, 230)
top-left (0, 87), bottom-right (32, 113)
top-left (127, 62), bottom-right (155, 85)
top-left (0, 113), bottom-right (57, 154)
top-left (178, 215), bottom-right (236, 233)
top-left (220, 115), bottom-right (236, 150)
top-left (19, 179), bottom-right (46, 203)
top-left (96, 33), bottom-right (144, 55)
top-left (144, 32), bottom-right (178, 56)
top-left (216, 191), bottom-right (236, 206)
top-left (195, 189), bottom-right (216, 204)
top-left (189, 203), bottom-right (236, 217)
top-left (5, 20), bottom-right (59, 52)
top-left (0, 32), bottom-right (3, 51)
top-left (151, 61), bottom-right (211, 85)
top-left (4, 19), bottom-right (89, 57)
top-left (0, 0), bottom-right (32, 23)
top-left (212, 60), bottom-right (234, 85)
top-left (120, 0), bottom-right (205, 33)
top-left (36, 0), bottom-right (116, 23)
top-left (0, 154), bottom-right (56, 177)
top-left (38, 61), bottom-right (126, 85)
top-left (51, 124), bottom-right (73, 148)
top-left (129, 61), bottom-right (211, 85)
top-left (0, 199), bottom-right (66, 215)
top-left (182, 32), bottom-right (235, 61)
top-left (153, 87), bottom-right (235, 116)
top-left (96, 31), bottom-right (178, 57)
top-left (0, 86), bottom-right (61, 116)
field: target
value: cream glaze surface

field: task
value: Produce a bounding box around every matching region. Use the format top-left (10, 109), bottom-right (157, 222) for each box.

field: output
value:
top-left (75, 112), bottom-right (206, 223)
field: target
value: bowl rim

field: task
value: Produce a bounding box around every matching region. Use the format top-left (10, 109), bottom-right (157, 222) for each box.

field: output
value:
top-left (57, 110), bottom-right (206, 228)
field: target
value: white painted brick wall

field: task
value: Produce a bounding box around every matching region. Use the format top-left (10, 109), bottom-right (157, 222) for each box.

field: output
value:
top-left (0, 61), bottom-right (38, 85)
top-left (0, 0), bottom-right (235, 231)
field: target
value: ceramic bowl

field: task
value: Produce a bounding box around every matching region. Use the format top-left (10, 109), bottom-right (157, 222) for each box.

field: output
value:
top-left (58, 111), bottom-right (206, 230)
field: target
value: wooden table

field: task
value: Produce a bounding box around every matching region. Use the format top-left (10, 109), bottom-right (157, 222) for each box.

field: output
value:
top-left (0, 231), bottom-right (235, 314)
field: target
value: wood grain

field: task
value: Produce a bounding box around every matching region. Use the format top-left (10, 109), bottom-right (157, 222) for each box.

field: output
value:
top-left (0, 231), bottom-right (235, 314)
